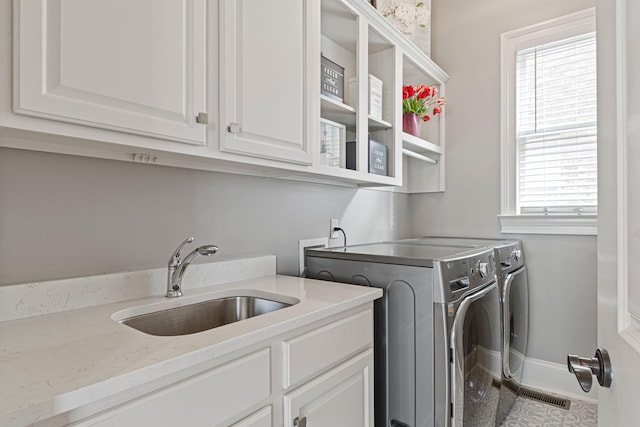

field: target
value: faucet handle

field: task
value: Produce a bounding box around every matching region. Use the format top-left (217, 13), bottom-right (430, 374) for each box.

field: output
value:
top-left (169, 237), bottom-right (194, 265)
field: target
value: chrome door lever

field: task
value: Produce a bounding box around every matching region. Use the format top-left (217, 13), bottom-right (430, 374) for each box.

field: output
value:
top-left (293, 416), bottom-right (307, 427)
top-left (567, 347), bottom-right (612, 392)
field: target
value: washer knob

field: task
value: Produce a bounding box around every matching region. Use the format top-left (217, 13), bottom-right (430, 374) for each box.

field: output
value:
top-left (476, 261), bottom-right (489, 278)
top-left (512, 249), bottom-right (522, 261)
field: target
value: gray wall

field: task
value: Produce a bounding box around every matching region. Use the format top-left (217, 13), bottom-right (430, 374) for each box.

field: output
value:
top-left (0, 147), bottom-right (411, 286)
top-left (413, 0), bottom-right (597, 365)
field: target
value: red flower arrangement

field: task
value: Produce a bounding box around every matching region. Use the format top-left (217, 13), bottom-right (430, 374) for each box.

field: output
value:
top-left (402, 85), bottom-right (446, 122)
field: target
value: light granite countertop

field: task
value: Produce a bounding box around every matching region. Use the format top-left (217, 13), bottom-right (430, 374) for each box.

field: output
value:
top-left (0, 272), bottom-right (381, 426)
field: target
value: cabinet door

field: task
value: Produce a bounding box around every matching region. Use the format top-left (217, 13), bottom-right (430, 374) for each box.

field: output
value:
top-left (284, 350), bottom-right (373, 427)
top-left (219, 0), bottom-right (317, 165)
top-left (14, 0), bottom-right (207, 145)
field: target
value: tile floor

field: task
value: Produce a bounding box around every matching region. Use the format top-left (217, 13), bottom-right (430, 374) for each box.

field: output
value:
top-left (501, 396), bottom-right (597, 426)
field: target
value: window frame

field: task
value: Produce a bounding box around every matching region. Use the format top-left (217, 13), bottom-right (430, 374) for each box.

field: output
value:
top-left (499, 8), bottom-right (597, 236)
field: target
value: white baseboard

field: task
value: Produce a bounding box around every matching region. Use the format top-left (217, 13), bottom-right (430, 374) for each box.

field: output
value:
top-left (522, 357), bottom-right (598, 404)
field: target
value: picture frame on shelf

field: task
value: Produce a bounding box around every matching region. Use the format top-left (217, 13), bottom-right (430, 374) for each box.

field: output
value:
top-left (320, 118), bottom-right (347, 168)
top-left (321, 55), bottom-right (345, 103)
top-left (368, 139), bottom-right (387, 176)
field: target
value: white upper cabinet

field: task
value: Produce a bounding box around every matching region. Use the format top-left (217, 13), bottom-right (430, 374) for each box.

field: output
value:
top-left (13, 0), bottom-right (207, 145)
top-left (219, 0), bottom-right (317, 165)
top-left (5, 0), bottom-right (448, 190)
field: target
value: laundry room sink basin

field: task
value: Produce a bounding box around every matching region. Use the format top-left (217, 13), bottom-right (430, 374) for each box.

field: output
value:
top-left (118, 295), bottom-right (296, 336)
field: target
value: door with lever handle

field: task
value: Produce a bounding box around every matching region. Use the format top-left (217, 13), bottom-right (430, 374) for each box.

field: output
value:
top-left (567, 347), bottom-right (612, 392)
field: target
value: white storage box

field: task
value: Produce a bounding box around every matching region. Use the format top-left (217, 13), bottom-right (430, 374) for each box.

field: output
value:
top-left (320, 118), bottom-right (346, 168)
top-left (348, 74), bottom-right (383, 120)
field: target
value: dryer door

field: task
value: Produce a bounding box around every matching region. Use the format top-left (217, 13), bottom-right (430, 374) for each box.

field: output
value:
top-left (451, 282), bottom-right (502, 427)
top-left (503, 266), bottom-right (529, 381)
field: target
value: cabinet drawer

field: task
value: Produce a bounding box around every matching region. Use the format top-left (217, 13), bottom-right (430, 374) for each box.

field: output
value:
top-left (73, 349), bottom-right (270, 427)
top-left (282, 309), bottom-right (373, 388)
top-left (231, 406), bottom-right (272, 427)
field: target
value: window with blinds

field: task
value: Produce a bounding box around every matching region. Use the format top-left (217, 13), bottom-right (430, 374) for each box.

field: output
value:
top-left (515, 31), bottom-right (597, 215)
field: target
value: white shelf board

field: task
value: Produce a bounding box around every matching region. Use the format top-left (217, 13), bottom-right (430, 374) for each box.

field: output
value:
top-left (321, 95), bottom-right (356, 130)
top-left (320, 97), bottom-right (392, 132)
top-left (368, 116), bottom-right (392, 131)
top-left (314, 164), bottom-right (360, 179)
top-left (401, 132), bottom-right (443, 155)
top-left (360, 173), bottom-right (398, 186)
top-left (313, 164), bottom-right (398, 186)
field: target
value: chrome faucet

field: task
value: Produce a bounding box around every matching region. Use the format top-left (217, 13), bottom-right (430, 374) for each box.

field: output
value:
top-left (167, 237), bottom-right (219, 298)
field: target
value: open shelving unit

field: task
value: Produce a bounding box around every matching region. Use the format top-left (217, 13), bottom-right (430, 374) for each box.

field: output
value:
top-left (395, 50), bottom-right (448, 193)
top-left (316, 0), bottom-right (402, 185)
top-left (318, 0), bottom-right (360, 177)
top-left (314, 0), bottom-right (449, 191)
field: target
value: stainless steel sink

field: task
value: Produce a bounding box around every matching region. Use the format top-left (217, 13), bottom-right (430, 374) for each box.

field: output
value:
top-left (119, 295), bottom-right (294, 336)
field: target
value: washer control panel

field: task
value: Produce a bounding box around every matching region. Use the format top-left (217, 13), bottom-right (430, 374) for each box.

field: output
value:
top-left (496, 242), bottom-right (525, 273)
top-left (438, 249), bottom-right (496, 302)
top-left (443, 257), bottom-right (471, 293)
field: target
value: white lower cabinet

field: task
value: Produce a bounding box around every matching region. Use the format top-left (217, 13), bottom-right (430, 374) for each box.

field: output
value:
top-left (47, 306), bottom-right (374, 427)
top-left (281, 309), bottom-right (374, 427)
top-left (283, 350), bottom-right (373, 427)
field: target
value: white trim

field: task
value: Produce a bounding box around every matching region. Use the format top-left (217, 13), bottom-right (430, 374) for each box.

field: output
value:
top-left (522, 357), bottom-right (598, 404)
top-left (616, 0), bottom-right (630, 342)
top-left (500, 8), bottom-right (596, 51)
top-left (614, 0), bottom-right (640, 353)
top-left (499, 214), bottom-right (598, 235)
top-left (298, 238), bottom-right (329, 277)
top-left (499, 8), bottom-right (598, 236)
top-left (500, 29), bottom-right (517, 215)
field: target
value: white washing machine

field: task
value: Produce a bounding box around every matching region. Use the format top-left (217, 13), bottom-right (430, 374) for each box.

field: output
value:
top-left (391, 237), bottom-right (529, 424)
top-left (305, 242), bottom-right (502, 427)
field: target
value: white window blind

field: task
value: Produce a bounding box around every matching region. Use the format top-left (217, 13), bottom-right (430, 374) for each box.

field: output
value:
top-left (516, 31), bottom-right (597, 215)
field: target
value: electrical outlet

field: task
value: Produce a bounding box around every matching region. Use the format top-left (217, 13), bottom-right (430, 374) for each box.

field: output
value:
top-left (329, 219), bottom-right (339, 239)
